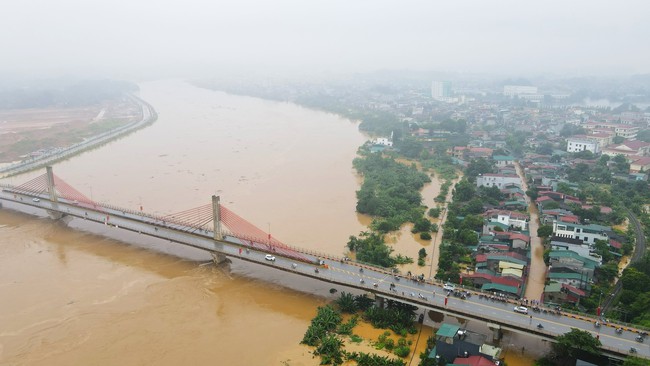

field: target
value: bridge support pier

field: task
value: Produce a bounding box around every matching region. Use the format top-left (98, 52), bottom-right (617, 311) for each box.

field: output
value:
top-left (487, 323), bottom-right (502, 340)
top-left (211, 252), bottom-right (227, 265)
top-left (46, 210), bottom-right (64, 220)
top-left (375, 295), bottom-right (385, 309)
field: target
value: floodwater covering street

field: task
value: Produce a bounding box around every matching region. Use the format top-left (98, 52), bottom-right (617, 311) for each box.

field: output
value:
top-left (515, 162), bottom-right (546, 301)
top-left (0, 80), bottom-right (535, 365)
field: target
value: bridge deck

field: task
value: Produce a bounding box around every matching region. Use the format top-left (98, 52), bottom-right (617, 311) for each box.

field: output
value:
top-left (0, 188), bottom-right (647, 360)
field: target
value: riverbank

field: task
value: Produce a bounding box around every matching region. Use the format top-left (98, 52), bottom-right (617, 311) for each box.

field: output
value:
top-left (0, 94), bottom-right (157, 178)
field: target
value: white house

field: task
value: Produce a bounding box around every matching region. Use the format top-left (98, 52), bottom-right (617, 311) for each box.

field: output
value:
top-left (476, 174), bottom-right (522, 189)
top-left (486, 210), bottom-right (529, 230)
top-left (551, 221), bottom-right (610, 245)
top-left (373, 138), bottom-right (393, 147)
top-left (566, 138), bottom-right (600, 154)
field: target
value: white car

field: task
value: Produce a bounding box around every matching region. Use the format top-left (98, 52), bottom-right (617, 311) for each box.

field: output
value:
top-left (514, 306), bottom-right (529, 314)
top-left (264, 254), bottom-right (276, 261)
top-left (443, 283), bottom-right (455, 291)
top-left (32, 198), bottom-right (40, 202)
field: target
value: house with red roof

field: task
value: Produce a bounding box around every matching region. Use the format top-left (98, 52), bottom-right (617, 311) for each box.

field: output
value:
top-left (630, 156), bottom-right (650, 173)
top-left (453, 355), bottom-right (498, 366)
top-left (603, 140), bottom-right (650, 157)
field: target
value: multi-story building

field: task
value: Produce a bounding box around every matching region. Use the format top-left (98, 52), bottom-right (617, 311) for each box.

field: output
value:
top-left (566, 138), bottom-right (600, 154)
top-left (602, 140), bottom-right (650, 157)
top-left (584, 122), bottom-right (639, 140)
top-left (431, 81), bottom-right (452, 100)
top-left (476, 174), bottom-right (522, 189)
top-left (503, 85), bottom-right (538, 96)
top-left (551, 221), bottom-right (611, 245)
top-left (485, 210), bottom-right (529, 231)
top-left (492, 155), bottom-right (515, 167)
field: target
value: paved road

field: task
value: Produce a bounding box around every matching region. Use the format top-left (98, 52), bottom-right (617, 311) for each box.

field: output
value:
top-left (1, 189), bottom-right (647, 360)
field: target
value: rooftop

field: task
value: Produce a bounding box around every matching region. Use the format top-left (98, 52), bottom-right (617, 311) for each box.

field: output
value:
top-left (437, 323), bottom-right (461, 338)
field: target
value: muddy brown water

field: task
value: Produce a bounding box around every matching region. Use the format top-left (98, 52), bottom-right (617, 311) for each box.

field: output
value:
top-left (0, 80), bottom-right (534, 365)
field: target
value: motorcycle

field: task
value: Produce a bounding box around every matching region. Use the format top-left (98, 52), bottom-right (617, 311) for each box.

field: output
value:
top-left (537, 323), bottom-right (544, 329)
top-left (630, 347), bottom-right (637, 354)
top-left (635, 335), bottom-right (644, 343)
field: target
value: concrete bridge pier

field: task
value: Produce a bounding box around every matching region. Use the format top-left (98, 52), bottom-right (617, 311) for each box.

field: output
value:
top-left (487, 323), bottom-right (502, 340)
top-left (47, 210), bottom-right (64, 220)
top-left (374, 294), bottom-right (385, 309)
top-left (211, 252), bottom-right (228, 265)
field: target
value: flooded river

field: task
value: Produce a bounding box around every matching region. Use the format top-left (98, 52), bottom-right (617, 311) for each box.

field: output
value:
top-left (0, 80), bottom-right (535, 365)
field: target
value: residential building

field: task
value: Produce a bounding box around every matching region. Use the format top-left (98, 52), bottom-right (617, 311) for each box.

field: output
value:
top-left (430, 323), bottom-right (501, 364)
top-left (476, 174), bottom-right (522, 189)
top-left (485, 210), bottom-right (529, 231)
top-left (373, 137), bottom-right (393, 146)
top-left (551, 221), bottom-right (611, 245)
top-left (503, 85), bottom-right (538, 96)
top-left (492, 155), bottom-right (515, 167)
top-left (602, 140), bottom-right (650, 157)
top-left (432, 81), bottom-right (452, 100)
top-left (630, 156), bottom-right (650, 173)
top-left (566, 138), bottom-right (600, 154)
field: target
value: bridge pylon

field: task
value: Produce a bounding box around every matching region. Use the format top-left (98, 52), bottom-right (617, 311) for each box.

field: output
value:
top-left (212, 195), bottom-right (223, 241)
top-left (46, 166), bottom-right (58, 203)
top-left (45, 166), bottom-right (63, 220)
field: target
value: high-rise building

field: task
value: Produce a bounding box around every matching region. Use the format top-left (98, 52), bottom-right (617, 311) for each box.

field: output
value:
top-left (431, 81), bottom-right (452, 100)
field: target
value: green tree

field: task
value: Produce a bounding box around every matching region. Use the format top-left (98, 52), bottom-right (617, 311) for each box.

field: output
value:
top-left (453, 179), bottom-right (475, 202)
top-left (465, 158), bottom-right (493, 180)
top-left (458, 229), bottom-right (478, 245)
top-left (537, 225), bottom-right (554, 240)
top-left (428, 207), bottom-right (441, 218)
top-left (621, 268), bottom-right (650, 293)
top-left (315, 334), bottom-right (344, 365)
top-left (623, 356), bottom-right (650, 366)
top-left (596, 263), bottom-right (618, 283)
top-left (335, 292), bottom-right (358, 313)
top-left (347, 232), bottom-right (395, 268)
top-left (549, 329), bottom-right (601, 365)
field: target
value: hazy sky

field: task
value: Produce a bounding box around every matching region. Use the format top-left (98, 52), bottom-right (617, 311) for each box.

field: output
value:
top-left (2, 0), bottom-right (649, 79)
